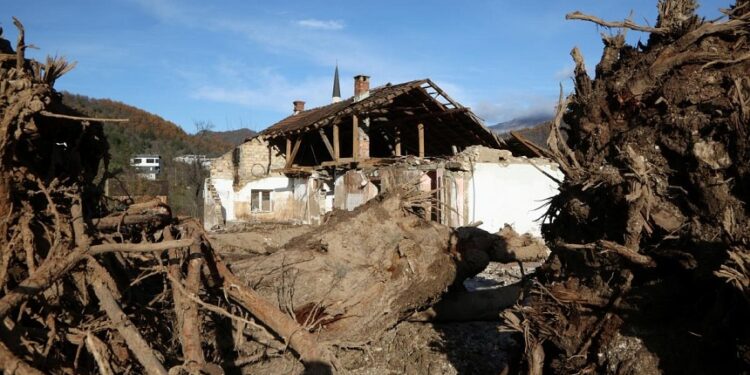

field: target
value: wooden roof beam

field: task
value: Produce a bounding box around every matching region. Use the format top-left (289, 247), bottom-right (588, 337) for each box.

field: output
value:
top-left (318, 129), bottom-right (336, 160)
top-left (285, 137), bottom-right (302, 169)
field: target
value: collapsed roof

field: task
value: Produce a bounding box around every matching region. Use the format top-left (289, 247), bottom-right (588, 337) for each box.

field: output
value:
top-left (260, 79), bottom-right (502, 167)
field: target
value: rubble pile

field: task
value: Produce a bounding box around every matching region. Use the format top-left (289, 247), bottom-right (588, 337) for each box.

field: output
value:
top-left (505, 1), bottom-right (750, 373)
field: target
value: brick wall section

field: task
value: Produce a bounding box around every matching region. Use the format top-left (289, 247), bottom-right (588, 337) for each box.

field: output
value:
top-left (354, 75), bottom-right (370, 97)
top-left (209, 137), bottom-right (286, 187)
top-left (210, 152), bottom-right (234, 179)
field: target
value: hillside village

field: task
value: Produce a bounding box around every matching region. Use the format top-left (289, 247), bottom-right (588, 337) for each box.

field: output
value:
top-left (0, 1), bottom-right (749, 374)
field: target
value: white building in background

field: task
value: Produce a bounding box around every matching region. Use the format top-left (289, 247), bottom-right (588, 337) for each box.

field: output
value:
top-left (130, 154), bottom-right (161, 180)
top-left (174, 154), bottom-right (212, 169)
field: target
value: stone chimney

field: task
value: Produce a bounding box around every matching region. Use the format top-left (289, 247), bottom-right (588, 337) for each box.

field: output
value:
top-left (293, 100), bottom-right (305, 114)
top-left (354, 75), bottom-right (370, 102)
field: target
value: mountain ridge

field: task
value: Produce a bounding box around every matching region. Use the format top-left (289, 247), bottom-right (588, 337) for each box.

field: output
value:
top-left (488, 113), bottom-right (553, 133)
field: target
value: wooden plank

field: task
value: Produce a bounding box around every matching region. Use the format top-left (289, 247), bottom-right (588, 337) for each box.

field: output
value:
top-left (333, 124), bottom-right (340, 160)
top-left (318, 129), bottom-right (335, 159)
top-left (352, 115), bottom-right (360, 162)
top-left (509, 130), bottom-right (550, 158)
top-left (320, 158), bottom-right (355, 167)
top-left (285, 138), bottom-right (302, 168)
top-left (424, 79), bottom-right (462, 108)
top-left (418, 123), bottom-right (425, 158)
top-left (395, 128), bottom-right (402, 156)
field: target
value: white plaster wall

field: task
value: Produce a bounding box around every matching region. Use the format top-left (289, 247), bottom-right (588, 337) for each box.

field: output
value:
top-left (209, 176), bottom-right (296, 221)
top-left (236, 176), bottom-right (295, 198)
top-left (210, 178), bottom-right (235, 220)
top-left (468, 162), bottom-right (562, 236)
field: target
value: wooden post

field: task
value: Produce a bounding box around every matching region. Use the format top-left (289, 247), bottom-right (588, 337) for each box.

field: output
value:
top-left (333, 124), bottom-right (340, 161)
top-left (352, 115), bottom-right (360, 162)
top-left (285, 138), bottom-right (302, 169)
top-left (418, 123), bottom-right (425, 158)
top-left (286, 137), bottom-right (292, 161)
top-left (395, 128), bottom-right (402, 156)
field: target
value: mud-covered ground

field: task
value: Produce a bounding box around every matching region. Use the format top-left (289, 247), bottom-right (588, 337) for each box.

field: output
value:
top-left (241, 320), bottom-right (518, 375)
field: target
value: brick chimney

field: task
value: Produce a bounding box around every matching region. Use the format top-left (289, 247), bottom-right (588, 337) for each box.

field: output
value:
top-left (293, 100), bottom-right (305, 114)
top-left (354, 75), bottom-right (370, 101)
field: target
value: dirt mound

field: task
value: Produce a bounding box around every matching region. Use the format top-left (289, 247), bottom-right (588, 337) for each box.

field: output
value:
top-left (504, 1), bottom-right (750, 374)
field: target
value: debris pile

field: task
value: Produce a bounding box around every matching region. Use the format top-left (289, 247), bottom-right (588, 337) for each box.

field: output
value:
top-left (0, 18), bottom-right (340, 374)
top-left (505, 1), bottom-right (750, 373)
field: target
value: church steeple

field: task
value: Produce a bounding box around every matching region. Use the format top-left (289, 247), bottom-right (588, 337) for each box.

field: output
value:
top-left (331, 64), bottom-right (341, 103)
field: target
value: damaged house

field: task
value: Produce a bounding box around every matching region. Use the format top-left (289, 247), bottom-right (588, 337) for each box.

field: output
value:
top-left (204, 71), bottom-right (561, 235)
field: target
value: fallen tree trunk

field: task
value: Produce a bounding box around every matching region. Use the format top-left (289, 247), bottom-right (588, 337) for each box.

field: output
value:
top-left (228, 192), bottom-right (460, 344)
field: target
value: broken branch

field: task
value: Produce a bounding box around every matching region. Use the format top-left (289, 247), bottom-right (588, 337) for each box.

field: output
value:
top-left (566, 11), bottom-right (667, 34)
top-left (38, 110), bottom-right (129, 123)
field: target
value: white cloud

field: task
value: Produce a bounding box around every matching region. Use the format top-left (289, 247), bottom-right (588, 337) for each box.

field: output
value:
top-left (474, 97), bottom-right (557, 124)
top-left (130, 0), bottom-right (194, 22)
top-left (190, 60), bottom-right (334, 114)
top-left (296, 19), bottom-right (344, 30)
top-left (129, 0), bottom-right (420, 84)
top-left (554, 64), bottom-right (575, 80)
top-left (128, 0), bottom-right (563, 128)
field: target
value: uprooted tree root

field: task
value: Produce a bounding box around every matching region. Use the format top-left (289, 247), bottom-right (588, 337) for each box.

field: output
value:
top-left (0, 19), bottom-right (336, 374)
top-left (504, 1), bottom-right (750, 374)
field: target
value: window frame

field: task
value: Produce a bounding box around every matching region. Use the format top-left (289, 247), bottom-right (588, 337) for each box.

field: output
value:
top-left (250, 189), bottom-right (272, 213)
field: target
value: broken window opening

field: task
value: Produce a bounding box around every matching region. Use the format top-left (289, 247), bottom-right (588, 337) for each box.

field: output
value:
top-left (251, 189), bottom-right (272, 212)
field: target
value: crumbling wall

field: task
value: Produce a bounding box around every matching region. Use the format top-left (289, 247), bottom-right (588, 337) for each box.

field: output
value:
top-left (331, 154), bottom-right (561, 235)
top-left (333, 169), bottom-right (380, 211)
top-left (208, 136), bottom-right (285, 183)
top-left (467, 161), bottom-right (561, 235)
top-left (207, 175), bottom-right (315, 225)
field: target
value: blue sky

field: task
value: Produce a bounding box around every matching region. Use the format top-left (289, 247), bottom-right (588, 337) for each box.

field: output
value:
top-left (4, 0), bottom-right (729, 132)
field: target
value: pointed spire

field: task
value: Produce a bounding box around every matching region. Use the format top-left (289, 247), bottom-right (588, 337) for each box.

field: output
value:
top-left (332, 64), bottom-right (341, 103)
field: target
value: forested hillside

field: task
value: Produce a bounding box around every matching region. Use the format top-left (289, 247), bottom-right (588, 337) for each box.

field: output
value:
top-left (203, 128), bottom-right (257, 146)
top-left (61, 92), bottom-right (251, 217)
top-left (61, 92), bottom-right (238, 170)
